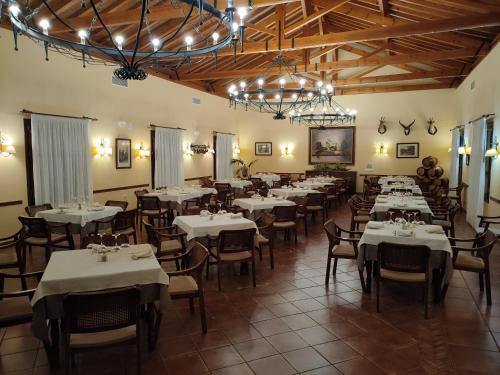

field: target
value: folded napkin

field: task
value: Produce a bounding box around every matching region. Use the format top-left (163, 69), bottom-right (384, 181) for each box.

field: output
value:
top-left (367, 221), bottom-right (384, 229)
top-left (200, 210), bottom-right (210, 217)
top-left (413, 196), bottom-right (425, 200)
top-left (130, 248), bottom-right (152, 260)
top-left (88, 206), bottom-right (105, 211)
top-left (416, 202), bottom-right (427, 205)
top-left (395, 203), bottom-right (408, 207)
top-left (397, 229), bottom-right (413, 237)
top-left (425, 225), bottom-right (444, 234)
top-left (230, 213), bottom-right (243, 219)
top-left (276, 196), bottom-right (284, 200)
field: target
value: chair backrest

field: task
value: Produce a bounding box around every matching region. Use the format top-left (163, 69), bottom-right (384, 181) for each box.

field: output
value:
top-left (81, 234), bottom-right (129, 248)
top-left (385, 208), bottom-right (422, 221)
top-left (134, 189), bottom-right (149, 209)
top-left (200, 177), bottom-right (213, 188)
top-left (250, 177), bottom-right (262, 187)
top-left (63, 287), bottom-right (140, 334)
top-left (114, 210), bottom-right (137, 231)
top-left (218, 228), bottom-right (256, 255)
top-left (474, 230), bottom-right (498, 260)
top-left (323, 219), bottom-right (339, 246)
top-left (272, 205), bottom-right (297, 222)
top-left (378, 242), bottom-right (431, 274)
top-left (306, 192), bottom-right (326, 206)
top-left (199, 193), bottom-right (213, 206)
top-left (25, 203), bottom-right (53, 217)
top-left (18, 216), bottom-right (49, 237)
top-left (280, 175), bottom-right (291, 186)
top-left (143, 222), bottom-right (160, 247)
top-left (105, 200), bottom-right (128, 211)
top-left (214, 183), bottom-right (232, 192)
top-left (184, 243), bottom-right (209, 284)
top-left (256, 212), bottom-right (275, 235)
top-left (139, 196), bottom-right (161, 211)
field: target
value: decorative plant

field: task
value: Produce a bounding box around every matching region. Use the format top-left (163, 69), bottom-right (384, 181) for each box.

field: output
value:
top-left (313, 162), bottom-right (349, 171)
top-left (231, 159), bottom-right (258, 178)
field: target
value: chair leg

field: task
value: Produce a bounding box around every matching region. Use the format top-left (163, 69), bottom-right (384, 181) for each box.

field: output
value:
top-left (133, 232), bottom-right (138, 244)
top-left (376, 275), bottom-right (381, 313)
top-left (424, 283), bottom-right (429, 319)
top-left (303, 218), bottom-right (308, 237)
top-left (332, 258), bottom-right (338, 275)
top-left (217, 262), bottom-right (222, 291)
top-left (251, 257), bottom-right (256, 287)
top-left (325, 255), bottom-right (332, 285)
top-left (269, 243), bottom-right (274, 270)
top-left (485, 269), bottom-right (492, 305)
top-left (479, 272), bottom-right (484, 291)
top-left (189, 297), bottom-right (195, 314)
top-left (136, 333), bottom-right (141, 375)
top-left (258, 244), bottom-right (263, 261)
top-left (294, 227), bottom-right (298, 245)
top-left (198, 292), bottom-right (207, 334)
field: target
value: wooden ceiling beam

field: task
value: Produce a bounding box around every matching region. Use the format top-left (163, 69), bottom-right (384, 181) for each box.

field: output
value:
top-left (336, 81), bottom-right (452, 95)
top-left (378, 0), bottom-right (389, 16)
top-left (332, 69), bottom-right (466, 86)
top-left (211, 13), bottom-right (500, 56)
top-left (178, 47), bottom-right (485, 80)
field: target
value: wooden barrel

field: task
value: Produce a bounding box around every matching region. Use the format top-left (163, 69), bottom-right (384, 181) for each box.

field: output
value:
top-left (427, 166), bottom-right (443, 179)
top-left (433, 178), bottom-right (442, 186)
top-left (434, 166), bottom-right (444, 178)
top-left (416, 167), bottom-right (426, 177)
top-left (422, 156), bottom-right (438, 168)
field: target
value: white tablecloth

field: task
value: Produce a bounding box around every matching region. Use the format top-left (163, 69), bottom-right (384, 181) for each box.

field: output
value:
top-left (146, 187), bottom-right (216, 204)
top-left (173, 214), bottom-right (258, 241)
top-left (36, 206), bottom-right (122, 227)
top-left (252, 174), bottom-right (280, 186)
top-left (378, 176), bottom-right (416, 185)
top-left (233, 197), bottom-right (295, 213)
top-left (358, 221), bottom-right (452, 281)
top-left (32, 244), bottom-right (168, 306)
top-left (294, 181), bottom-right (332, 189)
top-left (380, 185), bottom-right (422, 195)
top-left (306, 177), bottom-right (338, 183)
top-left (215, 179), bottom-right (253, 189)
top-left (269, 187), bottom-right (318, 198)
top-left (371, 196), bottom-right (432, 215)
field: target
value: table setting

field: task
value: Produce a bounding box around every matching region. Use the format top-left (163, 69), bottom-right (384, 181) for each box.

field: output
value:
top-left (294, 180), bottom-right (333, 189)
top-left (268, 185), bottom-right (319, 198)
top-left (234, 195), bottom-right (296, 219)
top-left (146, 186), bottom-right (216, 212)
top-left (380, 183), bottom-right (422, 195)
top-left (370, 193), bottom-right (433, 223)
top-left (214, 178), bottom-right (253, 189)
top-left (252, 173), bottom-right (280, 186)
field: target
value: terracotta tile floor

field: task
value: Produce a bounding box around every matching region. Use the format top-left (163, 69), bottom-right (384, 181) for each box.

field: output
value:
top-left (1, 203), bottom-right (500, 374)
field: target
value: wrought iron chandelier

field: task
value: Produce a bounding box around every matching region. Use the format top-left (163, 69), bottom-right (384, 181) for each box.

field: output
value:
top-left (3, 0), bottom-right (247, 80)
top-left (289, 100), bottom-right (357, 127)
top-left (228, 56), bottom-right (336, 120)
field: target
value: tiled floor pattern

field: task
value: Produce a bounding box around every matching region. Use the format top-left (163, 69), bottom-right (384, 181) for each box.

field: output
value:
top-left (1, 204), bottom-right (499, 374)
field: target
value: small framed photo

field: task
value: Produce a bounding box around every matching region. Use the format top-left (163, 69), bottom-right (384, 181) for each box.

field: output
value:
top-left (255, 142), bottom-right (272, 156)
top-left (396, 143), bottom-right (419, 158)
top-left (116, 138), bottom-right (132, 169)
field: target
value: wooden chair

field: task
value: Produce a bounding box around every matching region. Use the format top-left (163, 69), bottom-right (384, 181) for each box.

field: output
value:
top-left (347, 198), bottom-right (371, 231)
top-left (105, 200), bottom-right (128, 211)
top-left (385, 208), bottom-right (422, 222)
top-left (164, 243), bottom-right (209, 333)
top-left (432, 204), bottom-right (459, 237)
top-left (447, 183), bottom-right (464, 209)
top-left (321, 184), bottom-right (340, 208)
top-left (81, 233), bottom-right (129, 249)
top-left (200, 177), bottom-right (214, 188)
top-left (280, 175), bottom-right (291, 186)
top-left (477, 215), bottom-right (500, 235)
top-left (323, 220), bottom-right (365, 287)
top-left (255, 213), bottom-right (275, 269)
top-left (376, 242), bottom-right (432, 319)
top-left (449, 230), bottom-right (498, 305)
top-left (272, 205), bottom-right (298, 244)
top-left (305, 192), bottom-right (327, 222)
top-left (62, 287), bottom-right (142, 374)
top-left (216, 229), bottom-right (257, 290)
top-left (287, 196), bottom-right (308, 237)
top-left (18, 216), bottom-right (74, 261)
top-left (138, 196), bottom-right (168, 228)
top-left (0, 230), bottom-right (26, 280)
top-left (94, 210), bottom-right (138, 244)
top-left (143, 222), bottom-right (187, 263)
top-left (214, 183), bottom-right (235, 205)
top-left (134, 188), bottom-right (149, 226)
top-left (250, 177), bottom-right (262, 188)
top-left (183, 193), bottom-right (213, 215)
top-left (25, 203), bottom-right (53, 217)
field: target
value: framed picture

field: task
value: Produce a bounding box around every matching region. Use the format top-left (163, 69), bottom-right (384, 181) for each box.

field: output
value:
top-left (115, 138), bottom-right (132, 169)
top-left (255, 142), bottom-right (272, 156)
top-left (309, 127), bottom-right (355, 164)
top-left (396, 143), bottom-right (419, 158)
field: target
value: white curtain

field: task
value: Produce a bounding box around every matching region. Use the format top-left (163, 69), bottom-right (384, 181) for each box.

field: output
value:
top-left (215, 133), bottom-right (234, 180)
top-left (466, 118), bottom-right (487, 231)
top-left (154, 127), bottom-right (184, 187)
top-left (449, 128), bottom-right (460, 189)
top-left (31, 114), bottom-right (92, 206)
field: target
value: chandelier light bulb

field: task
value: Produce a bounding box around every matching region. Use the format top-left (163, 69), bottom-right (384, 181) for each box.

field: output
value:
top-left (152, 38), bottom-right (160, 51)
top-left (185, 35), bottom-right (193, 50)
top-left (323, 106), bottom-right (327, 112)
top-left (309, 107), bottom-right (314, 112)
top-left (237, 7), bottom-right (247, 25)
top-left (346, 108), bottom-right (351, 113)
top-left (240, 81), bottom-right (246, 89)
top-left (78, 30), bottom-right (88, 44)
top-left (299, 78), bottom-right (306, 88)
top-left (9, 4), bottom-right (21, 17)
top-left (39, 18), bottom-right (50, 35)
top-left (212, 32), bottom-right (220, 44)
top-left (275, 94), bottom-right (281, 100)
top-left (258, 93), bottom-right (264, 100)
top-left (279, 78), bottom-right (286, 88)
top-left (326, 84), bottom-right (333, 92)
top-left (228, 84), bottom-right (236, 93)
top-left (232, 22), bottom-right (239, 33)
top-left (307, 92), bottom-right (313, 98)
top-left (317, 81), bottom-right (324, 88)
top-left (335, 107), bottom-right (340, 112)
top-left (233, 90), bottom-right (239, 96)
top-left (257, 78), bottom-right (264, 88)
top-left (352, 109), bottom-right (358, 115)
top-left (115, 35), bottom-right (124, 49)
top-left (321, 89), bottom-right (326, 95)
top-left (292, 93), bottom-right (298, 99)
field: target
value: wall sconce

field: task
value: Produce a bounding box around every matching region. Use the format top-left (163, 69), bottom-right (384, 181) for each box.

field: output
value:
top-left (459, 145), bottom-right (472, 165)
top-left (183, 143), bottom-right (194, 158)
top-left (0, 131), bottom-right (16, 157)
top-left (233, 143), bottom-right (241, 155)
top-left (485, 136), bottom-right (499, 158)
top-left (136, 143), bottom-right (150, 158)
top-left (190, 143), bottom-right (215, 155)
top-left (375, 144), bottom-right (387, 156)
top-left (208, 142), bottom-right (215, 154)
top-left (280, 143), bottom-right (293, 157)
top-left (457, 146), bottom-right (465, 155)
top-left (94, 138), bottom-right (112, 158)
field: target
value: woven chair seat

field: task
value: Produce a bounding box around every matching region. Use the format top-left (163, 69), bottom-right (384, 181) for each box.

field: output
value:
top-left (161, 240), bottom-right (183, 254)
top-left (353, 215), bottom-right (370, 222)
top-left (455, 254), bottom-right (485, 270)
top-left (168, 276), bottom-right (198, 295)
top-left (273, 221), bottom-right (296, 229)
top-left (70, 325), bottom-right (136, 349)
top-left (306, 205), bottom-right (323, 211)
top-left (257, 234), bottom-right (269, 244)
top-left (142, 209), bottom-right (168, 216)
top-left (380, 268), bottom-right (426, 282)
top-left (24, 234), bottom-right (67, 245)
top-left (331, 244), bottom-right (355, 257)
top-left (220, 251), bottom-right (252, 262)
top-left (0, 252), bottom-right (19, 265)
top-left (115, 227), bottom-right (136, 236)
top-left (0, 297), bottom-right (33, 325)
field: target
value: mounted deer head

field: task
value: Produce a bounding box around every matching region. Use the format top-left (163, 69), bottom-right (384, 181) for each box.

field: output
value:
top-left (427, 118), bottom-right (438, 135)
top-left (377, 117), bottom-right (387, 134)
top-left (399, 120), bottom-right (415, 136)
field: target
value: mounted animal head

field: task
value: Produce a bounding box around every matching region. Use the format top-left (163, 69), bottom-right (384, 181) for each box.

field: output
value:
top-left (427, 118), bottom-right (438, 135)
top-left (399, 120), bottom-right (415, 136)
top-left (377, 117), bottom-right (387, 134)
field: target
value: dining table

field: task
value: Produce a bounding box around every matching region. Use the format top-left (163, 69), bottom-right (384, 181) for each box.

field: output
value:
top-left (233, 197), bottom-right (296, 220)
top-left (380, 184), bottom-right (423, 195)
top-left (370, 194), bottom-right (433, 223)
top-left (378, 176), bottom-right (416, 185)
top-left (145, 187), bottom-right (216, 213)
top-left (293, 181), bottom-right (333, 189)
top-left (214, 178), bottom-right (253, 190)
top-left (31, 244), bottom-right (169, 367)
top-left (36, 205), bottom-right (122, 236)
top-left (252, 173), bottom-right (281, 187)
top-left (268, 187), bottom-right (319, 199)
top-left (357, 221), bottom-right (452, 299)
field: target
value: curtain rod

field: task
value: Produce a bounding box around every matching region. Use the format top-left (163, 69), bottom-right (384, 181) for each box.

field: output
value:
top-left (150, 124), bottom-right (186, 131)
top-left (213, 131), bottom-right (236, 135)
top-left (449, 125), bottom-right (465, 131)
top-left (468, 113), bottom-right (495, 124)
top-left (21, 109), bottom-right (98, 121)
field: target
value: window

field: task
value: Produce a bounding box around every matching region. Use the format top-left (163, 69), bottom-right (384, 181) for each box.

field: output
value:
top-left (484, 119), bottom-right (494, 202)
top-left (458, 128), bottom-right (464, 185)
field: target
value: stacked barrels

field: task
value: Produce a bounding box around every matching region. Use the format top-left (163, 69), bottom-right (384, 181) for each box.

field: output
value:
top-left (415, 156), bottom-right (445, 193)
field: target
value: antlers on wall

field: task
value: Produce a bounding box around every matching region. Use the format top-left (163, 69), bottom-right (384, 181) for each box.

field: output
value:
top-left (399, 120), bottom-right (415, 136)
top-left (378, 117), bottom-right (387, 134)
top-left (427, 118), bottom-right (438, 135)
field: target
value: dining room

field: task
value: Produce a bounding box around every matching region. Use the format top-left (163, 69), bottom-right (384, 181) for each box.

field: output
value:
top-left (0, 1), bottom-right (500, 374)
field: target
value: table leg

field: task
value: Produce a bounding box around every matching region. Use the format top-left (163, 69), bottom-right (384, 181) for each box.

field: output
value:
top-left (146, 302), bottom-right (157, 352)
top-left (48, 319), bottom-right (60, 369)
top-left (365, 261), bottom-right (372, 293)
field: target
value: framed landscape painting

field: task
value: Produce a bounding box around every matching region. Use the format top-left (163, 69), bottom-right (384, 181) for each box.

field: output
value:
top-left (309, 127), bottom-right (355, 164)
top-left (255, 142), bottom-right (272, 156)
top-left (116, 138), bottom-right (132, 169)
top-left (396, 143), bottom-right (419, 158)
